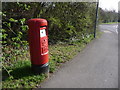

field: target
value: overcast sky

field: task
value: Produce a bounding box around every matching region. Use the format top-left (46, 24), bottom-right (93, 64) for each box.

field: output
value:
top-left (99, 0), bottom-right (119, 12)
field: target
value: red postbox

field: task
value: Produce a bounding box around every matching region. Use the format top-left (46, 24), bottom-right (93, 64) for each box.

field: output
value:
top-left (28, 18), bottom-right (49, 74)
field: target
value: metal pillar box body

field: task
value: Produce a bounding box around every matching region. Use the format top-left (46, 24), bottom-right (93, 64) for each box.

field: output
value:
top-left (28, 18), bottom-right (49, 74)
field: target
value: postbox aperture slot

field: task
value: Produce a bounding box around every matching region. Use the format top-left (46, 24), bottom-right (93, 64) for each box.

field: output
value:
top-left (40, 25), bottom-right (47, 28)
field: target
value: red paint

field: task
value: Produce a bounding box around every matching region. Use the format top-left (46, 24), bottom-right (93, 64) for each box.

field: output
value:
top-left (28, 18), bottom-right (49, 65)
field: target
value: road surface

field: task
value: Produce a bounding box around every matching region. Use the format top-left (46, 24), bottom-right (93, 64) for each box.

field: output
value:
top-left (40, 24), bottom-right (118, 88)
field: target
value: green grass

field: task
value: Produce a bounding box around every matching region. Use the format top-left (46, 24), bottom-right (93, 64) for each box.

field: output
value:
top-left (2, 34), bottom-right (96, 88)
top-left (2, 60), bottom-right (47, 88)
top-left (101, 22), bottom-right (118, 24)
top-left (96, 29), bottom-right (103, 39)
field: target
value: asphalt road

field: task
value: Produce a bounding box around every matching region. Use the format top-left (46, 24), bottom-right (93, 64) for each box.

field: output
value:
top-left (99, 24), bottom-right (118, 34)
top-left (40, 24), bottom-right (118, 88)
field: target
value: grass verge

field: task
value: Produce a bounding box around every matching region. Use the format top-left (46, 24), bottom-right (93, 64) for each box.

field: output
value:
top-left (2, 33), bottom-right (98, 88)
top-left (101, 22), bottom-right (118, 24)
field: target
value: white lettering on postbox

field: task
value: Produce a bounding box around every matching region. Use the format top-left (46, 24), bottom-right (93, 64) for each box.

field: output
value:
top-left (40, 29), bottom-right (46, 37)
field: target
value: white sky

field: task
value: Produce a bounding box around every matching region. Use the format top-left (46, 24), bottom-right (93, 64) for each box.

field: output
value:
top-left (99, 0), bottom-right (119, 12)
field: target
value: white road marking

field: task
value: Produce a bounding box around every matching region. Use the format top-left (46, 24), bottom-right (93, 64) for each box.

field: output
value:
top-left (115, 25), bottom-right (118, 34)
top-left (103, 30), bottom-right (112, 33)
top-left (112, 25), bottom-right (118, 34)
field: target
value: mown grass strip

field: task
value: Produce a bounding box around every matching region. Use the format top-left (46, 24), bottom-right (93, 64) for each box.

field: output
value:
top-left (101, 22), bottom-right (118, 24)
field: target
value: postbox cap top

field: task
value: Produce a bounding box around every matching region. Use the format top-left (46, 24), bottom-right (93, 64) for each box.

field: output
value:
top-left (28, 18), bottom-right (47, 22)
top-left (28, 18), bottom-right (47, 25)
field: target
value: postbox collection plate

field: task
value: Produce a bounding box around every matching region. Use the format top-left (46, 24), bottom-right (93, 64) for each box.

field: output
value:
top-left (40, 29), bottom-right (46, 37)
top-left (40, 29), bottom-right (48, 55)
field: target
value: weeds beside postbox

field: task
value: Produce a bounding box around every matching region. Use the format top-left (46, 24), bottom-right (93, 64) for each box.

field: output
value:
top-left (28, 18), bottom-right (49, 74)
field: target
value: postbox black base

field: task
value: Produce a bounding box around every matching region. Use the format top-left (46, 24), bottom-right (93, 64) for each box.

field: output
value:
top-left (31, 63), bottom-right (49, 74)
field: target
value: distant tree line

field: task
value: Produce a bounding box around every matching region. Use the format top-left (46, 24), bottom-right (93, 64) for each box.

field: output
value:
top-left (99, 8), bottom-right (118, 23)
